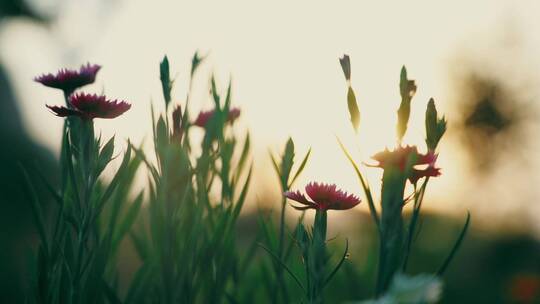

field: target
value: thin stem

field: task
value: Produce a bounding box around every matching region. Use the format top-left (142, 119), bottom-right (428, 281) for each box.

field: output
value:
top-left (403, 177), bottom-right (429, 272)
top-left (310, 210), bottom-right (327, 304)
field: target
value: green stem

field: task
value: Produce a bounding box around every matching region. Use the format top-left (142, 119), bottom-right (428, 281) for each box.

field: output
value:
top-left (72, 119), bottom-right (96, 303)
top-left (402, 178), bottom-right (429, 272)
top-left (310, 210), bottom-right (327, 304)
top-left (376, 169), bottom-right (407, 297)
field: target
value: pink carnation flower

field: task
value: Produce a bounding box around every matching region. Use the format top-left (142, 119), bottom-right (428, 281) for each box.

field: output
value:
top-left (193, 107), bottom-right (241, 128)
top-left (370, 145), bottom-right (441, 183)
top-left (284, 182), bottom-right (361, 211)
top-left (47, 93), bottom-right (130, 120)
top-left (35, 63), bottom-right (101, 93)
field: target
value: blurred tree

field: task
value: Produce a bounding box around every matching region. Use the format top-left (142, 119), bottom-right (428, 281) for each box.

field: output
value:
top-left (456, 74), bottom-right (532, 172)
top-left (0, 0), bottom-right (44, 21)
top-left (0, 0), bottom-right (57, 302)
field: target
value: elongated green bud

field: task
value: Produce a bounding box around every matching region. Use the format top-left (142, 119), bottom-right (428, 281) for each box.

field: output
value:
top-left (396, 66), bottom-right (417, 142)
top-left (339, 54), bottom-right (360, 132)
top-left (191, 51), bottom-right (205, 77)
top-left (160, 55), bottom-right (172, 108)
top-left (280, 138), bottom-right (295, 188)
top-left (339, 55), bottom-right (351, 81)
top-left (425, 98), bottom-right (447, 151)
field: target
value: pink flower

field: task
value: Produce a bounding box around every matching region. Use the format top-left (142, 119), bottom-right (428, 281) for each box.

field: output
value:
top-left (370, 145), bottom-right (441, 183)
top-left (193, 107), bottom-right (241, 128)
top-left (47, 93), bottom-right (130, 120)
top-left (284, 182), bottom-right (361, 211)
top-left (371, 145), bottom-right (437, 170)
top-left (35, 63), bottom-right (101, 93)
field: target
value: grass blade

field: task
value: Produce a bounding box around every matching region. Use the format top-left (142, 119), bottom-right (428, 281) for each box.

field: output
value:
top-left (337, 138), bottom-right (380, 231)
top-left (19, 164), bottom-right (49, 254)
top-left (290, 148), bottom-right (311, 187)
top-left (324, 238), bottom-right (349, 287)
top-left (437, 211), bottom-right (471, 275)
top-left (258, 243), bottom-right (305, 293)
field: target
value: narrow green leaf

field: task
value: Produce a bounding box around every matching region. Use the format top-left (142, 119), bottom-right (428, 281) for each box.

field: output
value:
top-left (437, 211), bottom-right (471, 275)
top-left (64, 132), bottom-right (81, 210)
top-left (211, 75), bottom-right (220, 107)
top-left (224, 79), bottom-right (232, 111)
top-left (290, 148), bottom-right (311, 187)
top-left (403, 179), bottom-right (429, 271)
top-left (233, 132), bottom-right (251, 184)
top-left (19, 164), bottom-right (49, 254)
top-left (30, 161), bottom-right (62, 206)
top-left (112, 192), bottom-right (144, 252)
top-left (96, 136), bottom-right (115, 177)
top-left (191, 51), bottom-right (205, 77)
top-left (258, 243), bottom-right (306, 293)
top-left (324, 239), bottom-right (349, 287)
top-left (337, 138), bottom-right (380, 231)
top-left (258, 211), bottom-right (278, 251)
top-left (231, 166), bottom-right (253, 222)
top-left (125, 263), bottom-right (151, 303)
top-left (130, 230), bottom-right (149, 260)
top-left (269, 152), bottom-right (281, 179)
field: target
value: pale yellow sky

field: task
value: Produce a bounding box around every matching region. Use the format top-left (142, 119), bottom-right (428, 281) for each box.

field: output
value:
top-left (2, 0), bottom-right (540, 232)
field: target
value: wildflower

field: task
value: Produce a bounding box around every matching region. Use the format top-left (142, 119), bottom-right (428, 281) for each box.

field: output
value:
top-left (371, 145), bottom-right (440, 181)
top-left (47, 93), bottom-right (130, 120)
top-left (193, 107), bottom-right (241, 128)
top-left (284, 182), bottom-right (361, 211)
top-left (35, 63), bottom-right (101, 93)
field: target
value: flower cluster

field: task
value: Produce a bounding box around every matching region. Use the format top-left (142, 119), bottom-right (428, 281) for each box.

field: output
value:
top-left (37, 63), bottom-right (130, 120)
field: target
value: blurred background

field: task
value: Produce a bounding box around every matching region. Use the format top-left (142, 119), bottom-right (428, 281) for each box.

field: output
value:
top-left (2, 0), bottom-right (540, 302)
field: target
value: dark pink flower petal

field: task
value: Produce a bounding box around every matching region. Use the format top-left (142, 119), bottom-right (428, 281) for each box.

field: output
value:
top-left (69, 93), bottom-right (130, 119)
top-left (371, 145), bottom-right (438, 171)
top-left (193, 109), bottom-right (214, 127)
top-left (46, 105), bottom-right (81, 117)
top-left (228, 107), bottom-right (241, 121)
top-left (193, 107), bottom-right (241, 128)
top-left (35, 63), bottom-right (101, 93)
top-left (371, 145), bottom-right (442, 183)
top-left (305, 182), bottom-right (337, 205)
top-left (284, 190), bottom-right (314, 206)
top-left (416, 151), bottom-right (438, 166)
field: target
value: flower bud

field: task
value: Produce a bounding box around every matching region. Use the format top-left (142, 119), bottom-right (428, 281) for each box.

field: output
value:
top-left (425, 98), bottom-right (447, 151)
